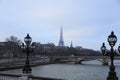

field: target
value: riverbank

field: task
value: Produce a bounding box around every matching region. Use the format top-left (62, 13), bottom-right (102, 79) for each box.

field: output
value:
top-left (0, 58), bottom-right (51, 71)
top-left (0, 62), bottom-right (52, 71)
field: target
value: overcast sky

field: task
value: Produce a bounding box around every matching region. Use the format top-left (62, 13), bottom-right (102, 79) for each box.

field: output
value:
top-left (0, 0), bottom-right (120, 50)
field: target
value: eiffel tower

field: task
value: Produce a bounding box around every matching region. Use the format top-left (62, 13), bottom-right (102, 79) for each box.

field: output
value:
top-left (58, 27), bottom-right (64, 47)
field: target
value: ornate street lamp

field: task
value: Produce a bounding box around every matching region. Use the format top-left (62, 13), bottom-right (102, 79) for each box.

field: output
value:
top-left (21, 34), bottom-right (35, 74)
top-left (118, 44), bottom-right (120, 53)
top-left (101, 31), bottom-right (118, 80)
top-left (101, 43), bottom-right (106, 56)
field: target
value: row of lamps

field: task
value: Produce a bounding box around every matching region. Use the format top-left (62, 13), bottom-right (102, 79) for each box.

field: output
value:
top-left (101, 31), bottom-right (119, 80)
top-left (19, 32), bottom-right (119, 80)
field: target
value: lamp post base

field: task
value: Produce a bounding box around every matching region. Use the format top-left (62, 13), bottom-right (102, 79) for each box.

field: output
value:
top-left (107, 72), bottom-right (118, 80)
top-left (23, 64), bottom-right (32, 74)
top-left (107, 65), bottom-right (118, 80)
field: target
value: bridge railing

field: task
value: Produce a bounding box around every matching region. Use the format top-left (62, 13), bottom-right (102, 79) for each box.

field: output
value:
top-left (0, 73), bottom-right (63, 80)
top-left (30, 75), bottom-right (62, 80)
top-left (0, 73), bottom-right (20, 80)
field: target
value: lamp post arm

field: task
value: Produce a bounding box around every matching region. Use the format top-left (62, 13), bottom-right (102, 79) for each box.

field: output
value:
top-left (26, 45), bottom-right (30, 64)
top-left (110, 47), bottom-right (114, 66)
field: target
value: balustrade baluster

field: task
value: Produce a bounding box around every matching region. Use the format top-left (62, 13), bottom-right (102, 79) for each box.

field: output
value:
top-left (0, 73), bottom-right (62, 80)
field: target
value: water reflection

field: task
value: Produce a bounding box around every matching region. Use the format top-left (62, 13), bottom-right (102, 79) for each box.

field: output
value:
top-left (1, 60), bottom-right (120, 80)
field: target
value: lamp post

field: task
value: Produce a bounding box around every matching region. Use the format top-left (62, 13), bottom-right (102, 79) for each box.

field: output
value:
top-left (21, 34), bottom-right (35, 74)
top-left (101, 31), bottom-right (118, 80)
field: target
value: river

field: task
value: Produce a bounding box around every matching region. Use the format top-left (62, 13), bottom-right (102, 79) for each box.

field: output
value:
top-left (1, 60), bottom-right (120, 80)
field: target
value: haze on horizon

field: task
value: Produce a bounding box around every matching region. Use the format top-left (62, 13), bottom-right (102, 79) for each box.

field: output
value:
top-left (0, 0), bottom-right (120, 50)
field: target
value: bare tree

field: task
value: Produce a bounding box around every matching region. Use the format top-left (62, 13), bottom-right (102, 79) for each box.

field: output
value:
top-left (5, 35), bottom-right (22, 57)
top-left (5, 35), bottom-right (22, 45)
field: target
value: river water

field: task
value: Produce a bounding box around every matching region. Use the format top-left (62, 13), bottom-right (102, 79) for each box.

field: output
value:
top-left (1, 60), bottom-right (120, 80)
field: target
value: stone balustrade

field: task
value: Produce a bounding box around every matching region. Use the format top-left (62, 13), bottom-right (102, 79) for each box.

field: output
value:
top-left (0, 73), bottom-right (63, 80)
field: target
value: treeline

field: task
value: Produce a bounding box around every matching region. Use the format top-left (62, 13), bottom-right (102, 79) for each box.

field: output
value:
top-left (34, 44), bottom-right (101, 56)
top-left (0, 35), bottom-right (102, 58)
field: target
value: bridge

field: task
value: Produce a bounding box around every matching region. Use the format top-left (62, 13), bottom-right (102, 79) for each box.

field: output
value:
top-left (50, 56), bottom-right (120, 65)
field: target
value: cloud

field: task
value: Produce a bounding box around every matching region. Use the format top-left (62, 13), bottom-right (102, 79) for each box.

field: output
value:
top-left (64, 27), bottom-right (100, 39)
top-left (29, 8), bottom-right (61, 20)
top-left (0, 0), bottom-right (120, 50)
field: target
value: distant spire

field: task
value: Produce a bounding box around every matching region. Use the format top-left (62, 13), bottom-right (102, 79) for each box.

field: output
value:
top-left (60, 27), bottom-right (63, 41)
top-left (70, 41), bottom-right (73, 48)
top-left (58, 27), bottom-right (64, 47)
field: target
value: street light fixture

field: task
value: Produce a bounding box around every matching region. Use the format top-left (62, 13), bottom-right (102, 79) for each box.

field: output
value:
top-left (101, 43), bottom-right (106, 56)
top-left (21, 34), bottom-right (35, 74)
top-left (101, 31), bottom-right (118, 80)
top-left (118, 44), bottom-right (120, 53)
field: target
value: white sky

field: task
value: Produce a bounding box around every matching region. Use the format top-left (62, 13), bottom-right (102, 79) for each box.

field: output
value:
top-left (0, 0), bottom-right (120, 50)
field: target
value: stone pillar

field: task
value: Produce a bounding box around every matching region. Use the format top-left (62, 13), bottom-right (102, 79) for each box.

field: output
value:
top-left (75, 59), bottom-right (82, 64)
top-left (19, 74), bottom-right (32, 80)
top-left (102, 58), bottom-right (109, 65)
top-left (102, 62), bottom-right (109, 65)
top-left (49, 57), bottom-right (53, 63)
